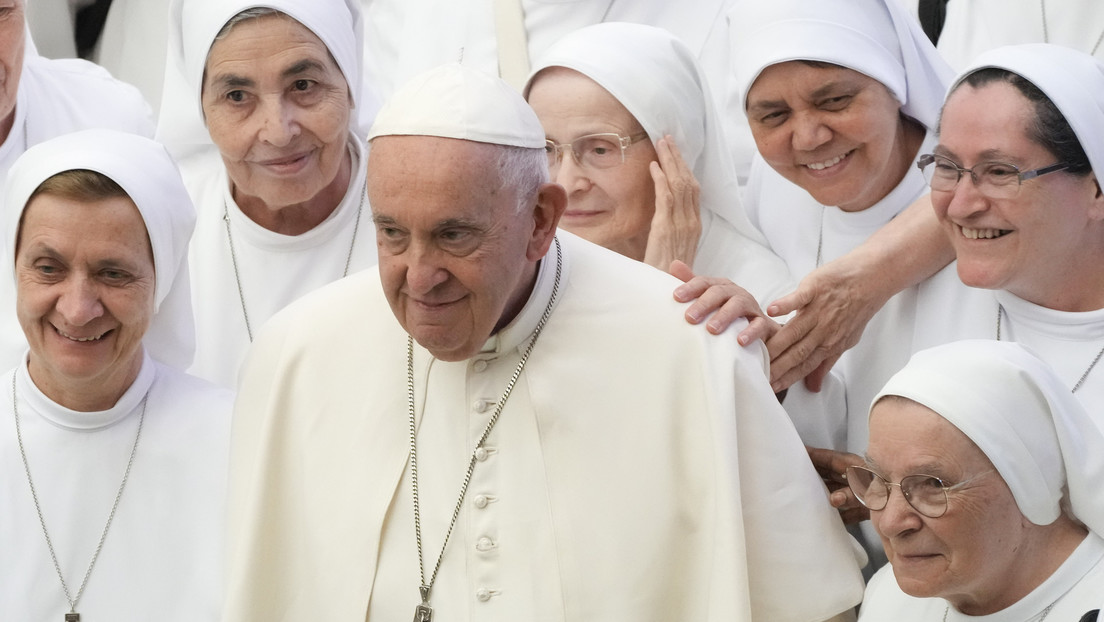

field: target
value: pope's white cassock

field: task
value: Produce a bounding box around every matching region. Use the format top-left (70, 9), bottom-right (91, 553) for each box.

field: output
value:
top-left (226, 230), bottom-right (866, 622)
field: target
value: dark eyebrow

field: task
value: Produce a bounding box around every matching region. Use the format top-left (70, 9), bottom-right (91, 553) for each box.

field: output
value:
top-left (283, 59), bottom-right (327, 79)
top-left (808, 80), bottom-right (856, 101)
top-left (210, 73), bottom-right (254, 90)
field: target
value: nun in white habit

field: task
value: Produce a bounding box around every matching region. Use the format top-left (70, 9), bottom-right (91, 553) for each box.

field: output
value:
top-left (857, 340), bottom-right (1104, 620)
top-left (524, 22), bottom-right (795, 307)
top-left (158, 0), bottom-right (378, 389)
top-left (911, 43), bottom-right (1104, 417)
top-left (0, 129), bottom-right (232, 621)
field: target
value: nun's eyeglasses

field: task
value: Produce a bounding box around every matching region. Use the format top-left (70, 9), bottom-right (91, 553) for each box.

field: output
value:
top-left (845, 465), bottom-right (991, 518)
top-left (545, 132), bottom-right (649, 172)
top-left (918, 153), bottom-right (1068, 199)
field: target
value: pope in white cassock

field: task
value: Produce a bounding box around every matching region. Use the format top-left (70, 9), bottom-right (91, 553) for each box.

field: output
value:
top-left (225, 63), bottom-right (865, 622)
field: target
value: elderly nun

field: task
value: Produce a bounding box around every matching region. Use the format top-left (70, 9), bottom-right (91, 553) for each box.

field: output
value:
top-left (0, 129), bottom-right (232, 620)
top-left (855, 340), bottom-right (1104, 620)
top-left (158, 0), bottom-right (378, 388)
top-left (524, 22), bottom-right (795, 307)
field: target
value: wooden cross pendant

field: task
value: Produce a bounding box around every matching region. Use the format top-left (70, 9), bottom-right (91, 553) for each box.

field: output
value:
top-left (65, 614), bottom-right (80, 622)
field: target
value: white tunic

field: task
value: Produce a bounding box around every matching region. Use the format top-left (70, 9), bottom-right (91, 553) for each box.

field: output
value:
top-left (226, 231), bottom-right (865, 622)
top-left (935, 0), bottom-right (1104, 70)
top-left (742, 134), bottom-right (935, 456)
top-left (0, 48), bottom-right (154, 213)
top-left (182, 136), bottom-right (377, 389)
top-left (362, 0), bottom-right (733, 98)
top-left (913, 265), bottom-right (1104, 416)
top-left (858, 532), bottom-right (1104, 621)
top-left (0, 353), bottom-right (232, 621)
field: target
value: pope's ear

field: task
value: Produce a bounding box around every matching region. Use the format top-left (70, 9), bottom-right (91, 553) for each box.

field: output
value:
top-left (526, 182), bottom-right (566, 261)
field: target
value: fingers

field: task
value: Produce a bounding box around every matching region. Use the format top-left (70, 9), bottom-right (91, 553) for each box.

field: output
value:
top-left (803, 353), bottom-right (841, 393)
top-left (765, 283), bottom-right (815, 317)
top-left (644, 137), bottom-right (701, 271)
top-left (669, 260), bottom-right (696, 284)
top-left (681, 279), bottom-right (756, 326)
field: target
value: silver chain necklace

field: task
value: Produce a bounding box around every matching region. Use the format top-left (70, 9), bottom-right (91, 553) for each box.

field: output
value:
top-left (223, 179), bottom-right (366, 342)
top-left (408, 237), bottom-right (562, 622)
top-left (997, 303), bottom-right (1104, 392)
top-left (13, 373), bottom-right (147, 621)
top-left (943, 601), bottom-right (1053, 622)
top-left (1042, 0), bottom-right (1104, 55)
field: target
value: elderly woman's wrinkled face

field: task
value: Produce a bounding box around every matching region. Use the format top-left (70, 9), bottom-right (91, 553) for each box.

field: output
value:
top-left (932, 81), bottom-right (1104, 311)
top-left (527, 67), bottom-right (657, 262)
top-left (202, 13), bottom-right (351, 213)
top-left (867, 399), bottom-right (1037, 615)
top-left (746, 61), bottom-right (914, 213)
top-left (0, 0), bottom-right (25, 139)
top-left (15, 194), bottom-right (155, 407)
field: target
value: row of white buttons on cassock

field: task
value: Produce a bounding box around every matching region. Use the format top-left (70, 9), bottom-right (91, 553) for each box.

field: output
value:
top-left (471, 370), bottom-right (499, 605)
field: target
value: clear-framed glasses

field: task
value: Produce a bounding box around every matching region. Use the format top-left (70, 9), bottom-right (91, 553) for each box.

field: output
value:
top-left (545, 132), bottom-right (650, 171)
top-left (845, 465), bottom-right (990, 519)
top-left (917, 153), bottom-right (1069, 199)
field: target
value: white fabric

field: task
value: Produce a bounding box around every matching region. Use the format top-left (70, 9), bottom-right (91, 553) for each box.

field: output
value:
top-left (360, 0), bottom-right (731, 101)
top-left (158, 0), bottom-right (372, 158)
top-left (859, 532), bottom-right (1104, 621)
top-left (226, 231), bottom-right (865, 621)
top-left (96, 0), bottom-right (172, 116)
top-left (0, 129), bottom-right (196, 372)
top-left (935, 0), bottom-right (1104, 71)
top-left (0, 354), bottom-right (232, 621)
top-left (728, 0), bottom-right (954, 132)
top-left (525, 22), bottom-right (794, 305)
top-left (956, 44), bottom-right (1104, 178)
top-left (0, 33), bottom-right (154, 226)
top-left (913, 267), bottom-right (1104, 429)
top-left (492, 0), bottom-right (530, 89)
top-left (875, 339), bottom-right (1104, 535)
top-left (369, 62), bottom-right (545, 149)
top-left (182, 136), bottom-right (376, 389)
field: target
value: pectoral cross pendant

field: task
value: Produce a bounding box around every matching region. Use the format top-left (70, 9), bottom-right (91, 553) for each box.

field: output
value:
top-left (65, 614), bottom-right (80, 622)
top-left (413, 585), bottom-right (433, 622)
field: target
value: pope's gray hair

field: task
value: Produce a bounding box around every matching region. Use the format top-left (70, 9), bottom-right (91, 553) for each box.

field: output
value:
top-left (495, 145), bottom-right (550, 213)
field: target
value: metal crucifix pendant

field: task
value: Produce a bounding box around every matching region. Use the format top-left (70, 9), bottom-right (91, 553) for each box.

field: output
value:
top-left (413, 584), bottom-right (433, 622)
top-left (65, 614), bottom-right (80, 622)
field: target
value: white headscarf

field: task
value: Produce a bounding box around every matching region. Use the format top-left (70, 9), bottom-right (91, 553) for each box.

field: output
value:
top-left (525, 21), bottom-right (769, 246)
top-left (368, 63), bottom-right (546, 149)
top-left (953, 43), bottom-right (1104, 178)
top-left (874, 340), bottom-right (1104, 536)
top-left (729, 0), bottom-right (954, 132)
top-left (3, 129), bottom-right (197, 369)
top-left (157, 0), bottom-right (367, 157)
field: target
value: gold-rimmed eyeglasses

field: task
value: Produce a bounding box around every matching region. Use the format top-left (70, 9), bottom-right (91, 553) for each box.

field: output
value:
top-left (917, 153), bottom-right (1069, 199)
top-left (545, 132), bottom-right (650, 171)
top-left (845, 465), bottom-right (991, 519)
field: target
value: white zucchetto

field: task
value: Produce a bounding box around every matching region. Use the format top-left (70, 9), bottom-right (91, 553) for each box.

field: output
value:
top-left (368, 63), bottom-right (546, 149)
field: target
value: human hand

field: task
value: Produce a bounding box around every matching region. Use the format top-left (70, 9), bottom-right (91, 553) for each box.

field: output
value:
top-left (671, 261), bottom-right (782, 343)
top-left (763, 258), bottom-right (884, 393)
top-left (807, 445), bottom-right (870, 525)
top-left (643, 136), bottom-right (701, 272)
